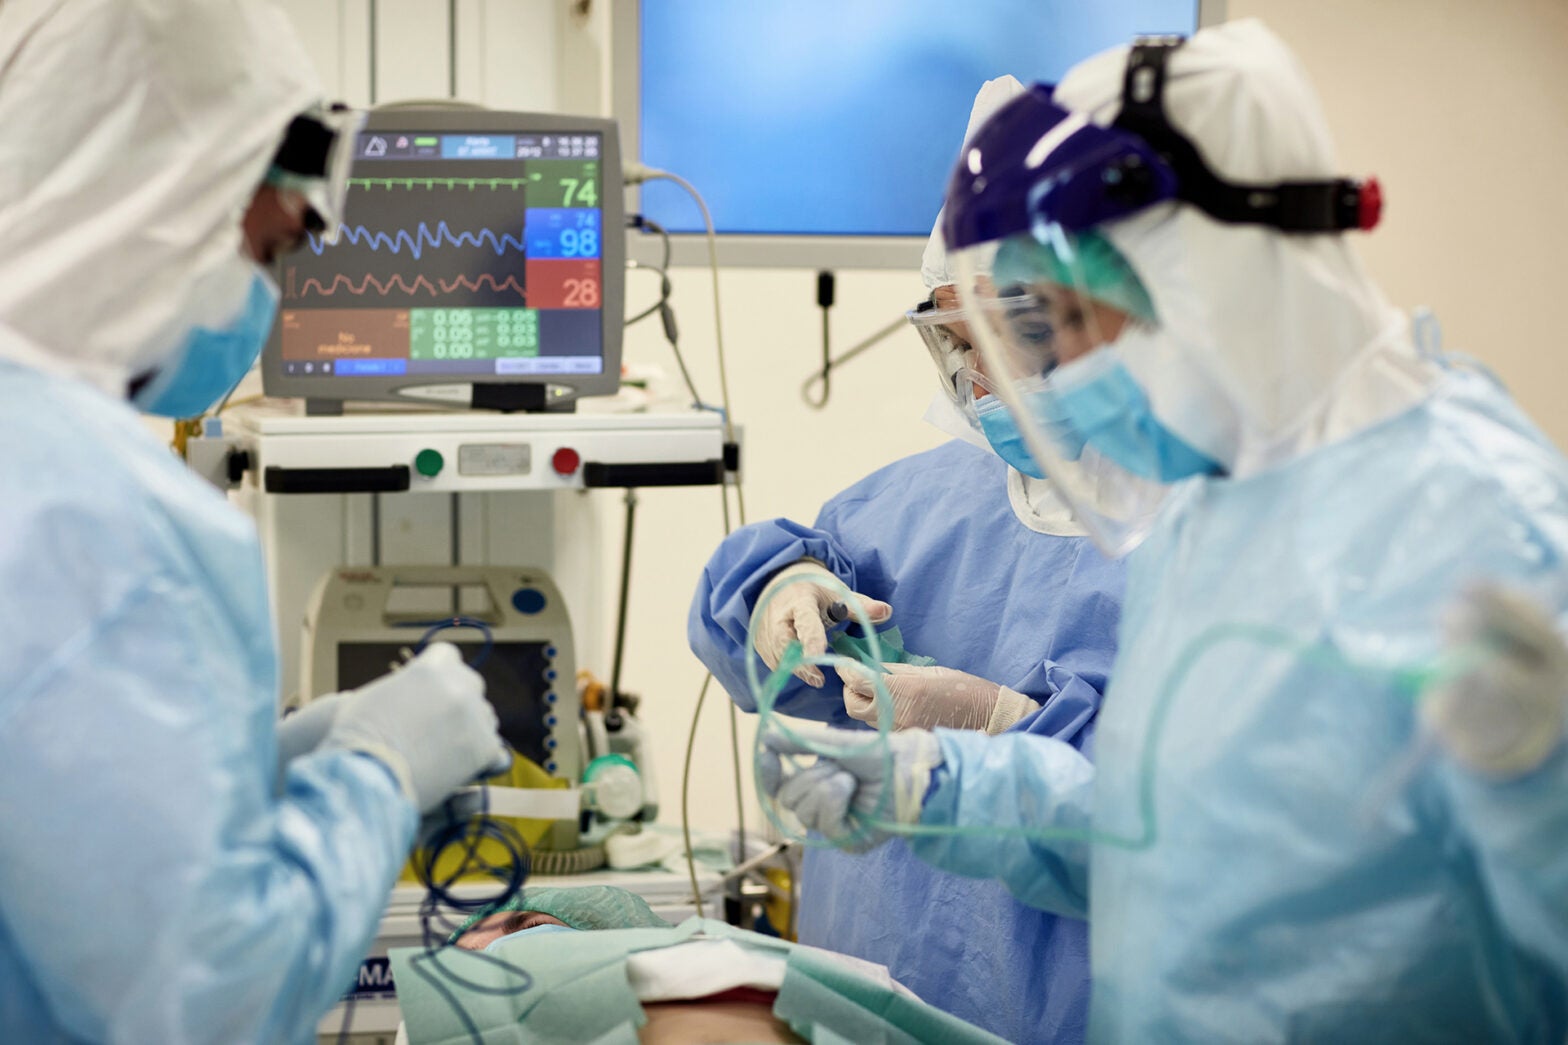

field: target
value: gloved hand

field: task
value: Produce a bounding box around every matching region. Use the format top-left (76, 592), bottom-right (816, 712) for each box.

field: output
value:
top-left (1423, 584), bottom-right (1568, 778)
top-left (414, 788), bottom-right (488, 852)
top-left (276, 693), bottom-right (344, 765)
top-left (753, 560), bottom-right (891, 687)
top-left (322, 643), bottom-right (512, 813)
top-left (757, 725), bottom-right (943, 852)
top-left (837, 661), bottom-right (1041, 734)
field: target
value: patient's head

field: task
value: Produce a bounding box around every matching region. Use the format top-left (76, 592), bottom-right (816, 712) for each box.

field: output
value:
top-left (451, 885), bottom-right (672, 950)
top-left (455, 908), bottom-right (571, 950)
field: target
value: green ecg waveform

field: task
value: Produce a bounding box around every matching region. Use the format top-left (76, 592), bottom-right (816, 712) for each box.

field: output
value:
top-left (348, 177), bottom-right (532, 191)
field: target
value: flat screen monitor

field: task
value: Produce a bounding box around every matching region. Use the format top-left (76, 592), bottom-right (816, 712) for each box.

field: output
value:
top-left (337, 641), bottom-right (555, 767)
top-left (613, 0), bottom-right (1222, 269)
top-left (263, 110), bottom-right (624, 410)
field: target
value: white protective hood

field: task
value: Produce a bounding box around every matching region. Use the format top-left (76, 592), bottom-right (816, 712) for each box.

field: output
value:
top-left (1053, 19), bottom-right (1441, 478)
top-left (918, 75), bottom-right (1088, 537)
top-left (0, 0), bottom-right (323, 397)
top-left (920, 75), bottom-right (1025, 291)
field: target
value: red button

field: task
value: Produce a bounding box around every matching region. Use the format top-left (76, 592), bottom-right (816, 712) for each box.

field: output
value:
top-left (551, 447), bottom-right (581, 476)
top-left (1357, 177), bottom-right (1383, 231)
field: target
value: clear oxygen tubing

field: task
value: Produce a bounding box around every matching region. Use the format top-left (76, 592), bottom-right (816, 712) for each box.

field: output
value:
top-left (744, 570), bottom-right (1486, 854)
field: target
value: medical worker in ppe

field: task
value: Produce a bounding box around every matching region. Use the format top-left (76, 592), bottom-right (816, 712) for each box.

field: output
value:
top-left (761, 19), bottom-right (1568, 1041)
top-left (688, 77), bottom-right (1123, 1044)
top-left (0, 3), bottom-right (508, 1042)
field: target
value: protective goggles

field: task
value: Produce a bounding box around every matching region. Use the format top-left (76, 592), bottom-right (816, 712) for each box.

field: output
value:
top-left (907, 294), bottom-right (983, 413)
top-left (265, 103), bottom-right (365, 234)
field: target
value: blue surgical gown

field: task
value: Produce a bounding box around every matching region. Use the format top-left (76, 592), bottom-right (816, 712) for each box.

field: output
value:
top-left (689, 439), bottom-right (1124, 1043)
top-left (912, 370), bottom-right (1568, 1041)
top-left (0, 359), bottom-right (417, 1044)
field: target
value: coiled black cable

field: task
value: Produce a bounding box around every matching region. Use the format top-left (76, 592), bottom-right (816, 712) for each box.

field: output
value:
top-left (335, 616), bottom-right (536, 1044)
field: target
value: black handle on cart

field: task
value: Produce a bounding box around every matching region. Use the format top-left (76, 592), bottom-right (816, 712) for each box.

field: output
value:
top-left (263, 465), bottom-right (412, 494)
top-left (581, 459), bottom-right (725, 488)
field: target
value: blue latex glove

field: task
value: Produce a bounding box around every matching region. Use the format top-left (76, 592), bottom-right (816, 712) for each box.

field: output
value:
top-left (758, 725), bottom-right (943, 852)
top-left (323, 643), bottom-right (510, 814)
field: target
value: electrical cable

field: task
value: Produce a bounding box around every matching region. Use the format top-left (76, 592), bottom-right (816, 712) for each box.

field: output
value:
top-left (682, 675), bottom-right (714, 920)
top-left (333, 616), bottom-right (536, 1045)
top-left (624, 214), bottom-right (672, 327)
top-left (635, 169), bottom-right (747, 528)
top-left (628, 166), bottom-right (753, 926)
top-left (624, 260), bottom-right (672, 327)
top-left (625, 215), bottom-right (708, 412)
top-left (607, 489), bottom-right (638, 724)
top-left (729, 698), bottom-right (747, 882)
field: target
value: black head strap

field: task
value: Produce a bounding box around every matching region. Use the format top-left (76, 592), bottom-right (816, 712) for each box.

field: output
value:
top-left (1112, 37), bottom-right (1379, 232)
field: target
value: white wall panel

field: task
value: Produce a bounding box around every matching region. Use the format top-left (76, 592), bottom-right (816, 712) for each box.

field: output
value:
top-left (371, 0), bottom-right (453, 104)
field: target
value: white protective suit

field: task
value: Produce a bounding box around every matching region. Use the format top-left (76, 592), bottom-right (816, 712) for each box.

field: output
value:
top-left (0, 4), bottom-right (422, 1043)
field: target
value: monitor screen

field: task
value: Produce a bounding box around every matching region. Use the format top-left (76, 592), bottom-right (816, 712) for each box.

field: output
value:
top-left (628, 0), bottom-right (1201, 241)
top-left (337, 641), bottom-right (555, 767)
top-left (265, 112), bottom-right (624, 407)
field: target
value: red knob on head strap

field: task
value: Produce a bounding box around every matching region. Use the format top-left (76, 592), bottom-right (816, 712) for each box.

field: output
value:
top-left (1357, 177), bottom-right (1383, 231)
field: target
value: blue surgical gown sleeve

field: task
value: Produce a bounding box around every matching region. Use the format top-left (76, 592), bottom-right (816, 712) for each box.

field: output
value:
top-left (688, 442), bottom-right (1122, 739)
top-left (688, 516), bottom-right (871, 727)
top-left (909, 729), bottom-right (1097, 919)
top-left (0, 371), bottom-right (418, 1045)
top-left (1440, 732), bottom-right (1568, 980)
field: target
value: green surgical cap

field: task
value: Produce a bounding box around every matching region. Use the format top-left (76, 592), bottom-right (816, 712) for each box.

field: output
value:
top-left (451, 885), bottom-right (672, 941)
top-left (993, 229), bottom-right (1157, 323)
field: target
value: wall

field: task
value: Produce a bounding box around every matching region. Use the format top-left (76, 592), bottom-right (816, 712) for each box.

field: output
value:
top-left (1230, 0), bottom-right (1568, 447)
top-left (262, 0), bottom-right (1568, 835)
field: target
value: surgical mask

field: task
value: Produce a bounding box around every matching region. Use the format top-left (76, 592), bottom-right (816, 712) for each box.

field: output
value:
top-left (134, 262), bottom-right (280, 418)
top-left (1047, 348), bottom-right (1222, 483)
top-left (974, 395), bottom-right (1047, 479)
top-left (483, 922), bottom-right (580, 952)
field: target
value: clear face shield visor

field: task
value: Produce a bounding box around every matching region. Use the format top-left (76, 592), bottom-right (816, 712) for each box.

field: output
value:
top-left (952, 224), bottom-right (1183, 556)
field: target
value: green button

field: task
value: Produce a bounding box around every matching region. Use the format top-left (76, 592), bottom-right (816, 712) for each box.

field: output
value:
top-left (415, 449), bottom-right (444, 477)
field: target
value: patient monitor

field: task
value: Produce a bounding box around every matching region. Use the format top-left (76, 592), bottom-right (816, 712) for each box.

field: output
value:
top-left (262, 110), bottom-right (624, 414)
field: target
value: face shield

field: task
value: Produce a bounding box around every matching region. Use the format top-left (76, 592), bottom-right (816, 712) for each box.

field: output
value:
top-left (941, 38), bottom-right (1380, 555)
top-left (951, 226), bottom-right (1201, 551)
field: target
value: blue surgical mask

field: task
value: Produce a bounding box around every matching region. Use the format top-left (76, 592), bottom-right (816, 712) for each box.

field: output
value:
top-left (134, 266), bottom-right (280, 418)
top-left (483, 922), bottom-right (580, 952)
top-left (974, 395), bottom-right (1048, 479)
top-left (1048, 352), bottom-right (1222, 483)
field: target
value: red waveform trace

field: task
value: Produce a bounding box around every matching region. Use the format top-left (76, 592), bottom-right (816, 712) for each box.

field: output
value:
top-left (298, 272), bottom-right (526, 299)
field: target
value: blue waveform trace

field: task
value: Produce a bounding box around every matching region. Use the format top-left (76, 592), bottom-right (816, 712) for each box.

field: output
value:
top-left (310, 220), bottom-right (525, 260)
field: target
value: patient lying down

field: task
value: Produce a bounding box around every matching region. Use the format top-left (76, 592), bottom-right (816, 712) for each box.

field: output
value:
top-left (452, 888), bottom-right (799, 1044)
top-left (388, 885), bottom-right (1005, 1045)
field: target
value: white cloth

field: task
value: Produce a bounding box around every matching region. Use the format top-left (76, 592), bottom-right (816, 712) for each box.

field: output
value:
top-left (1052, 19), bottom-right (1442, 478)
top-left (921, 75), bottom-right (1027, 291)
top-left (1006, 468), bottom-right (1089, 537)
top-left (0, 0), bottom-right (321, 397)
top-left (624, 938), bottom-right (919, 1003)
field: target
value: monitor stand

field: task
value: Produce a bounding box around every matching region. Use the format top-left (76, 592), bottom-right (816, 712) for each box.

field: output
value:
top-left (304, 383), bottom-right (579, 417)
